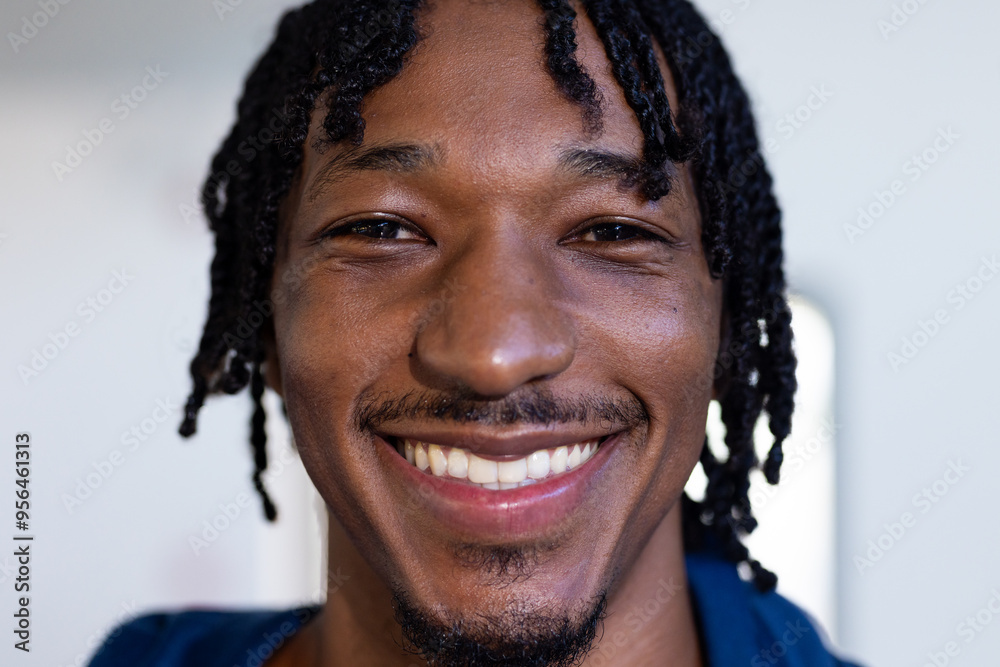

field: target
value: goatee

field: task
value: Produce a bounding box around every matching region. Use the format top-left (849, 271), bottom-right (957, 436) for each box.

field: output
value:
top-left (391, 589), bottom-right (608, 666)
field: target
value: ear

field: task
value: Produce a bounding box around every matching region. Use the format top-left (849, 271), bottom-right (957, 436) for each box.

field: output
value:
top-left (262, 317), bottom-right (284, 398)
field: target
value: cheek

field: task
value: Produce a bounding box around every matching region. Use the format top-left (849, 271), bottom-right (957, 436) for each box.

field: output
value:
top-left (274, 267), bottom-right (408, 399)
top-left (269, 270), bottom-right (395, 482)
top-left (579, 267), bottom-right (720, 491)
top-left (270, 260), bottom-right (448, 476)
top-left (583, 271), bottom-right (720, 412)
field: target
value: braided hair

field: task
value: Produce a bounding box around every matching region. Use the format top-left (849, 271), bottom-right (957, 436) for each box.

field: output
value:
top-left (179, 0), bottom-right (796, 592)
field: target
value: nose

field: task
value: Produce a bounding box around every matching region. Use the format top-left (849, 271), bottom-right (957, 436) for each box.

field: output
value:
top-left (414, 234), bottom-right (575, 397)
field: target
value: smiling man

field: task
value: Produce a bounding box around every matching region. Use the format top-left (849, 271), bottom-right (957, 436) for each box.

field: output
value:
top-left (90, 0), bottom-right (860, 665)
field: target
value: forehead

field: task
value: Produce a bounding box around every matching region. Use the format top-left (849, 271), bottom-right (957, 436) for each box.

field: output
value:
top-left (294, 0), bottom-right (683, 194)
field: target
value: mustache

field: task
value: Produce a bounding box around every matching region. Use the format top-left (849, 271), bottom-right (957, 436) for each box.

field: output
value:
top-left (354, 383), bottom-right (648, 434)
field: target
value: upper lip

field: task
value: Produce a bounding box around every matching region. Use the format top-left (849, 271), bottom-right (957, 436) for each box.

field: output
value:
top-left (374, 425), bottom-right (620, 458)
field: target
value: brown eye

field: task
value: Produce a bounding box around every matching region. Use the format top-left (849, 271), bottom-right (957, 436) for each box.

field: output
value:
top-left (320, 218), bottom-right (423, 241)
top-left (579, 222), bottom-right (663, 244)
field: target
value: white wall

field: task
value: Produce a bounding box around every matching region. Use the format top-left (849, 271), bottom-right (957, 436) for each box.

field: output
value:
top-left (692, 1), bottom-right (1000, 664)
top-left (1, 1), bottom-right (997, 665)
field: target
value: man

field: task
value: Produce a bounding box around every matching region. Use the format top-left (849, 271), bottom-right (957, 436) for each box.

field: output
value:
top-left (90, 0), bottom-right (860, 664)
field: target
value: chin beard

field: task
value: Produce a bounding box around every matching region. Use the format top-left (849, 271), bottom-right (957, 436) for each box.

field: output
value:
top-left (450, 541), bottom-right (558, 586)
top-left (391, 588), bottom-right (608, 667)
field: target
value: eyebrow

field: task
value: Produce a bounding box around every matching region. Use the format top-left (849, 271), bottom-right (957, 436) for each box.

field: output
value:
top-left (557, 147), bottom-right (650, 186)
top-left (304, 142), bottom-right (672, 203)
top-left (306, 142), bottom-right (441, 203)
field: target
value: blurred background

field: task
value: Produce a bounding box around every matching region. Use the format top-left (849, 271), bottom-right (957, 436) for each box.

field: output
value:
top-left (1, 0), bottom-right (997, 664)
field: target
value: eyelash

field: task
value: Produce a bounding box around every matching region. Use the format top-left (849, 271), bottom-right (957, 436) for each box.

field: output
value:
top-left (318, 218), bottom-right (673, 246)
top-left (319, 218), bottom-right (422, 242)
top-left (574, 221), bottom-right (670, 245)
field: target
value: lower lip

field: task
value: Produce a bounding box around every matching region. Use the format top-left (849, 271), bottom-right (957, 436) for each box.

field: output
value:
top-left (375, 431), bottom-right (624, 539)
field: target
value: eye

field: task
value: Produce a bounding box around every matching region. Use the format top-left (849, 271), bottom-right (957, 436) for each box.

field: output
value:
top-left (318, 216), bottom-right (424, 242)
top-left (576, 220), bottom-right (670, 244)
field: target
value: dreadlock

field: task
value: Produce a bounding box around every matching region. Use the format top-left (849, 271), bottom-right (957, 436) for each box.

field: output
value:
top-left (179, 0), bottom-right (797, 592)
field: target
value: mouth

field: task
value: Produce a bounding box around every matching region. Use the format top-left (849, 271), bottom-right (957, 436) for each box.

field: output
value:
top-left (390, 436), bottom-right (604, 490)
top-left (375, 428), bottom-right (626, 538)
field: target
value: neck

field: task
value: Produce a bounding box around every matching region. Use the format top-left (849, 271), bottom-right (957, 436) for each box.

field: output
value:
top-left (272, 504), bottom-right (702, 666)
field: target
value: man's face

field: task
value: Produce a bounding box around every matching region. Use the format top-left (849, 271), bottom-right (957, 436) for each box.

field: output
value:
top-left (269, 0), bottom-right (722, 658)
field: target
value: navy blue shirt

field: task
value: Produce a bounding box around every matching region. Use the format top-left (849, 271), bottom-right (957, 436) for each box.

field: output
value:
top-left (89, 552), bottom-right (861, 666)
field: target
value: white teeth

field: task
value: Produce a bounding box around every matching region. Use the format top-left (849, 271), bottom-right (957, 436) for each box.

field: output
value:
top-left (415, 443), bottom-right (429, 471)
top-left (567, 444), bottom-right (581, 469)
top-left (447, 448), bottom-right (469, 478)
top-left (497, 457), bottom-right (527, 484)
top-left (428, 444), bottom-right (448, 476)
top-left (550, 446), bottom-right (568, 474)
top-left (398, 437), bottom-right (602, 489)
top-left (468, 454), bottom-right (498, 484)
top-left (527, 450), bottom-right (550, 479)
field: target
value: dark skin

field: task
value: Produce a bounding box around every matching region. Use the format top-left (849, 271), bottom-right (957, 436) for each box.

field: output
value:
top-left (264, 0), bottom-right (721, 664)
